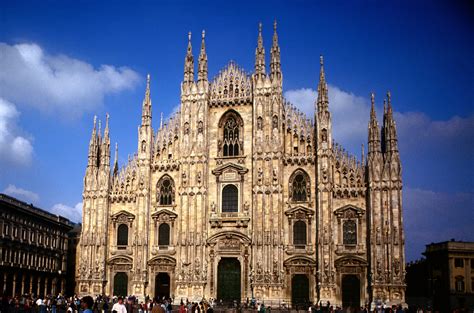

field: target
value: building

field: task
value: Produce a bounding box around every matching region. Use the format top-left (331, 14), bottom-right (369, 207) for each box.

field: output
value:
top-left (76, 23), bottom-right (406, 308)
top-left (407, 240), bottom-right (474, 311)
top-left (0, 193), bottom-right (74, 297)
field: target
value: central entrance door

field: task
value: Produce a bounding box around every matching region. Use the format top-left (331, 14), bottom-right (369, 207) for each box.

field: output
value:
top-left (291, 274), bottom-right (309, 309)
top-left (217, 258), bottom-right (241, 302)
top-left (113, 272), bottom-right (128, 297)
top-left (342, 275), bottom-right (360, 309)
top-left (155, 272), bottom-right (170, 300)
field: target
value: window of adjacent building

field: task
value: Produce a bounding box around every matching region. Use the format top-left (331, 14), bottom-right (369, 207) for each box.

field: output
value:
top-left (117, 224), bottom-right (128, 248)
top-left (13, 226), bottom-right (18, 238)
top-left (22, 229), bottom-right (27, 241)
top-left (293, 221), bottom-right (307, 248)
top-left (343, 220), bottom-right (357, 245)
top-left (3, 223), bottom-right (9, 236)
top-left (222, 184), bottom-right (238, 213)
top-left (158, 223), bottom-right (170, 247)
top-left (455, 276), bottom-right (465, 292)
top-left (455, 258), bottom-right (464, 268)
top-left (290, 170), bottom-right (309, 202)
top-left (157, 176), bottom-right (175, 206)
top-left (223, 117), bottom-right (241, 157)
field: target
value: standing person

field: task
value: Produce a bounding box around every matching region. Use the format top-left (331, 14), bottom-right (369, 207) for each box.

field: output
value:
top-left (111, 297), bottom-right (127, 313)
top-left (81, 296), bottom-right (94, 313)
top-left (151, 300), bottom-right (164, 313)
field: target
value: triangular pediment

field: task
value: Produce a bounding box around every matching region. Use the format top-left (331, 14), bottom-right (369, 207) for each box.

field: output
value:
top-left (212, 162), bottom-right (248, 176)
top-left (284, 256), bottom-right (316, 267)
top-left (147, 256), bottom-right (176, 266)
top-left (151, 208), bottom-right (178, 220)
top-left (285, 205), bottom-right (315, 217)
top-left (111, 210), bottom-right (135, 222)
top-left (334, 205), bottom-right (365, 218)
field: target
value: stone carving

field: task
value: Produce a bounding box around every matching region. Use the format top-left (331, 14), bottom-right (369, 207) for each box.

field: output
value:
top-left (78, 27), bottom-right (405, 305)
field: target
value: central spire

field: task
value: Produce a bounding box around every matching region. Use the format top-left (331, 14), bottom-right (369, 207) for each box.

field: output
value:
top-left (254, 22), bottom-right (266, 79)
top-left (141, 74), bottom-right (152, 126)
top-left (316, 55), bottom-right (329, 112)
top-left (198, 30), bottom-right (208, 83)
top-left (270, 19), bottom-right (281, 81)
top-left (183, 31), bottom-right (194, 85)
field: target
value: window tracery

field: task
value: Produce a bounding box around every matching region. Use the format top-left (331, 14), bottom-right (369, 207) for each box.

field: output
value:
top-left (289, 170), bottom-right (310, 202)
top-left (157, 175), bottom-right (175, 206)
top-left (222, 184), bottom-right (238, 213)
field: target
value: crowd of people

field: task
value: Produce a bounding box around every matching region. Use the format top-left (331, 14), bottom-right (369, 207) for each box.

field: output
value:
top-left (0, 293), bottom-right (468, 313)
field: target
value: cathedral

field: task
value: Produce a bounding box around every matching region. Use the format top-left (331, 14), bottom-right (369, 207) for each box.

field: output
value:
top-left (76, 22), bottom-right (406, 308)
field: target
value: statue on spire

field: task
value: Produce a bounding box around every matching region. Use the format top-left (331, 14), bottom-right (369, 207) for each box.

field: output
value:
top-left (254, 22), bottom-right (266, 79)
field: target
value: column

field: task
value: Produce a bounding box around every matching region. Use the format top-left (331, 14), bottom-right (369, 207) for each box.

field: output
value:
top-left (51, 278), bottom-right (57, 295)
top-left (21, 274), bottom-right (26, 295)
top-left (37, 276), bottom-right (41, 296)
top-left (12, 273), bottom-right (17, 296)
top-left (30, 275), bottom-right (34, 294)
top-left (61, 278), bottom-right (66, 295)
top-left (3, 272), bottom-right (7, 293)
top-left (44, 277), bottom-right (49, 295)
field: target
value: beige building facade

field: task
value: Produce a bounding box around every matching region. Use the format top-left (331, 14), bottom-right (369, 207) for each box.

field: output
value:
top-left (76, 23), bottom-right (406, 308)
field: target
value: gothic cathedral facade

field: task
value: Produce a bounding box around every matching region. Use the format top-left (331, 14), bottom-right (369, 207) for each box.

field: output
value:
top-left (77, 23), bottom-right (406, 308)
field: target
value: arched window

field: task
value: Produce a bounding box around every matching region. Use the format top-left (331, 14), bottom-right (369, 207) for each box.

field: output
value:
top-left (222, 184), bottom-right (238, 213)
top-left (157, 176), bottom-right (175, 205)
top-left (219, 110), bottom-right (243, 157)
top-left (293, 221), bottom-right (307, 247)
top-left (117, 224), bottom-right (128, 247)
top-left (223, 117), bottom-right (240, 156)
top-left (290, 170), bottom-right (309, 202)
top-left (158, 223), bottom-right (170, 246)
top-left (343, 220), bottom-right (357, 245)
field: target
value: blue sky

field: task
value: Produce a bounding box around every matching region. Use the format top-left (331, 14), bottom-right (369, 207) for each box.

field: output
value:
top-left (1, 0), bottom-right (473, 261)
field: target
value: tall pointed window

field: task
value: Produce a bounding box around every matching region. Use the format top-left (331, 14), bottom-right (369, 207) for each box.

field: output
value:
top-left (117, 224), bottom-right (128, 247)
top-left (222, 184), bottom-right (238, 212)
top-left (343, 220), bottom-right (357, 245)
top-left (219, 110), bottom-right (244, 157)
top-left (157, 175), bottom-right (175, 206)
top-left (293, 221), bottom-right (307, 248)
top-left (290, 170), bottom-right (310, 202)
top-left (223, 117), bottom-right (240, 156)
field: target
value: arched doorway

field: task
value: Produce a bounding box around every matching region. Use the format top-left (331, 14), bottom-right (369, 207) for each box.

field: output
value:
top-left (113, 272), bottom-right (128, 297)
top-left (291, 274), bottom-right (309, 309)
top-left (342, 275), bottom-right (360, 309)
top-left (217, 258), bottom-right (241, 302)
top-left (155, 272), bottom-right (170, 300)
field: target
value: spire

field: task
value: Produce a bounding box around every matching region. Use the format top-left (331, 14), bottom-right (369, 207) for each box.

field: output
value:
top-left (270, 19), bottom-right (281, 81)
top-left (198, 30), bottom-right (208, 83)
top-left (383, 91), bottom-right (398, 154)
top-left (160, 112), bottom-right (163, 129)
top-left (87, 115), bottom-right (98, 167)
top-left (141, 74), bottom-right (152, 126)
top-left (316, 55), bottom-right (329, 112)
top-left (103, 113), bottom-right (110, 142)
top-left (254, 22), bottom-right (266, 79)
top-left (183, 31), bottom-right (194, 85)
top-left (113, 142), bottom-right (119, 177)
top-left (368, 92), bottom-right (382, 155)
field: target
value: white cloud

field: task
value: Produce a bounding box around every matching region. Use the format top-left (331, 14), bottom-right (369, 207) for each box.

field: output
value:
top-left (404, 187), bottom-right (474, 260)
top-left (285, 85), bottom-right (371, 154)
top-left (2, 184), bottom-right (39, 203)
top-left (285, 87), bottom-right (474, 159)
top-left (0, 42), bottom-right (140, 117)
top-left (0, 98), bottom-right (33, 166)
top-left (50, 202), bottom-right (83, 223)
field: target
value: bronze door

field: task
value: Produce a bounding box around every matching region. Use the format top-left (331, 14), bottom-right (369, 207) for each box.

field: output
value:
top-left (291, 274), bottom-right (309, 309)
top-left (155, 272), bottom-right (170, 300)
top-left (342, 274), bottom-right (360, 309)
top-left (217, 258), bottom-right (241, 302)
top-left (113, 272), bottom-right (128, 297)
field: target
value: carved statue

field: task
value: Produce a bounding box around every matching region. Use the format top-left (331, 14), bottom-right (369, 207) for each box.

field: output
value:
top-left (258, 168), bottom-right (263, 185)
